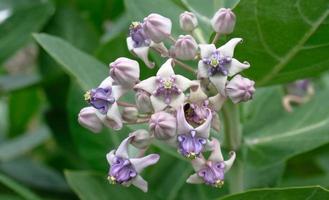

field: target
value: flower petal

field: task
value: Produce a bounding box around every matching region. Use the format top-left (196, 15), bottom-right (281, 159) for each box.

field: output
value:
top-left (208, 138), bottom-right (224, 162)
top-left (176, 105), bottom-right (193, 135)
top-left (224, 151), bottom-right (236, 173)
top-left (150, 95), bottom-right (168, 112)
top-left (99, 76), bottom-right (113, 88)
top-left (134, 76), bottom-right (157, 94)
top-left (132, 175), bottom-right (148, 192)
top-left (191, 156), bottom-right (206, 171)
top-left (199, 44), bottom-right (216, 58)
top-left (175, 75), bottom-right (195, 91)
top-left (209, 75), bottom-right (228, 96)
top-left (195, 108), bottom-right (212, 138)
top-left (78, 107), bottom-right (102, 133)
top-left (115, 135), bottom-right (134, 159)
top-left (217, 38), bottom-right (242, 57)
top-left (197, 61), bottom-right (209, 79)
top-left (105, 102), bottom-right (123, 130)
top-left (130, 154), bottom-right (160, 173)
top-left (227, 58), bottom-right (250, 77)
top-left (126, 37), bottom-right (134, 51)
top-left (150, 42), bottom-right (169, 57)
top-left (156, 58), bottom-right (175, 78)
top-left (112, 85), bottom-right (127, 100)
top-left (188, 84), bottom-right (208, 103)
top-left (208, 93), bottom-right (226, 111)
top-left (133, 46), bottom-right (155, 68)
top-left (169, 93), bottom-right (186, 110)
top-left (186, 173), bottom-right (204, 184)
top-left (106, 150), bottom-right (115, 165)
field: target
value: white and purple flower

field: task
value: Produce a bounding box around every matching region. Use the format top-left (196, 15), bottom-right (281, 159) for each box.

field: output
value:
top-left (186, 138), bottom-right (235, 187)
top-left (198, 38), bottom-right (250, 95)
top-left (107, 136), bottom-right (160, 192)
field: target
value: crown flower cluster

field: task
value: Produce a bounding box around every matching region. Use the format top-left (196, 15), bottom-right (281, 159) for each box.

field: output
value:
top-left (78, 8), bottom-right (255, 192)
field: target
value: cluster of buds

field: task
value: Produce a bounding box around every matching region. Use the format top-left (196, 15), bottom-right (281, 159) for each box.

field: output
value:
top-left (78, 8), bottom-right (255, 192)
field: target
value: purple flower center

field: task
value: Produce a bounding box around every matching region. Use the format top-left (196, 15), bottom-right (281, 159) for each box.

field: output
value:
top-left (84, 87), bottom-right (115, 114)
top-left (129, 22), bottom-right (151, 48)
top-left (184, 101), bottom-right (210, 126)
top-left (203, 51), bottom-right (231, 76)
top-left (153, 76), bottom-right (181, 104)
top-left (108, 156), bottom-right (137, 184)
top-left (198, 161), bottom-right (225, 187)
top-left (177, 130), bottom-right (207, 159)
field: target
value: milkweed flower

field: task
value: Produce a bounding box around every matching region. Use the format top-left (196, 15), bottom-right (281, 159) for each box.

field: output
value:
top-left (198, 38), bottom-right (250, 95)
top-left (186, 138), bottom-right (235, 187)
top-left (179, 11), bottom-right (198, 32)
top-left (226, 75), bottom-right (255, 103)
top-left (106, 136), bottom-right (160, 192)
top-left (109, 57), bottom-right (140, 88)
top-left (134, 59), bottom-right (197, 112)
top-left (143, 13), bottom-right (172, 43)
top-left (211, 8), bottom-right (236, 34)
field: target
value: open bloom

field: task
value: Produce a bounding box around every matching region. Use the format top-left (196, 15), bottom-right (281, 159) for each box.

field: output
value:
top-left (107, 136), bottom-right (160, 192)
top-left (79, 77), bottom-right (126, 131)
top-left (127, 21), bottom-right (168, 68)
top-left (186, 138), bottom-right (235, 187)
top-left (134, 59), bottom-right (196, 112)
top-left (176, 105), bottom-right (212, 159)
top-left (198, 38), bottom-right (250, 95)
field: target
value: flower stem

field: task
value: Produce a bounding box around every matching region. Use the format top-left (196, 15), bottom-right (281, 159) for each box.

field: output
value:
top-left (173, 59), bottom-right (197, 74)
top-left (211, 33), bottom-right (221, 44)
top-left (222, 101), bottom-right (243, 193)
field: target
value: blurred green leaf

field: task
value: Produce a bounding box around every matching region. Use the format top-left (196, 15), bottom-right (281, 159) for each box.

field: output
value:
top-left (0, 172), bottom-right (42, 200)
top-left (232, 0), bottom-right (329, 86)
top-left (34, 33), bottom-right (107, 90)
top-left (218, 186), bottom-right (329, 200)
top-left (0, 126), bottom-right (51, 162)
top-left (244, 89), bottom-right (329, 167)
top-left (65, 170), bottom-right (152, 200)
top-left (0, 0), bottom-right (54, 64)
top-left (0, 158), bottom-right (69, 192)
top-left (0, 74), bottom-right (40, 94)
top-left (100, 13), bottom-right (130, 43)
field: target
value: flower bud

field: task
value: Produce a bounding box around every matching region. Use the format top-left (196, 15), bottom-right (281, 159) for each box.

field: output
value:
top-left (109, 57), bottom-right (140, 87)
top-left (179, 11), bottom-right (198, 32)
top-left (129, 129), bottom-right (152, 149)
top-left (211, 8), bottom-right (236, 34)
top-left (135, 90), bottom-right (153, 113)
top-left (78, 107), bottom-right (102, 133)
top-left (122, 107), bottom-right (138, 122)
top-left (143, 13), bottom-right (172, 43)
top-left (174, 35), bottom-right (198, 60)
top-left (226, 75), bottom-right (255, 104)
top-left (149, 111), bottom-right (176, 140)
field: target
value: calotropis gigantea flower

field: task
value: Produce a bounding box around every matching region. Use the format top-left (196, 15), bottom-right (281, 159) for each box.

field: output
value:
top-left (143, 13), bottom-right (172, 43)
top-left (81, 77), bottom-right (126, 131)
top-left (127, 21), bottom-right (168, 68)
top-left (179, 11), bottom-right (198, 32)
top-left (134, 59), bottom-right (197, 112)
top-left (211, 8), bottom-right (236, 34)
top-left (106, 136), bottom-right (160, 192)
top-left (185, 85), bottom-right (225, 131)
top-left (176, 105), bottom-right (212, 159)
top-left (186, 138), bottom-right (235, 187)
top-left (109, 57), bottom-right (140, 88)
top-left (226, 75), bottom-right (255, 104)
top-left (198, 38), bottom-right (250, 95)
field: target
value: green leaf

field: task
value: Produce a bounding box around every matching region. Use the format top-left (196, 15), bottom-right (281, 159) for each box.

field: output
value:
top-left (0, 172), bottom-right (42, 200)
top-left (0, 126), bottom-right (51, 162)
top-left (244, 89), bottom-right (329, 167)
top-left (232, 0), bottom-right (329, 86)
top-left (34, 33), bottom-right (107, 90)
top-left (0, 0), bottom-right (54, 64)
top-left (218, 186), bottom-right (329, 200)
top-left (65, 170), bottom-right (151, 200)
top-left (0, 74), bottom-right (40, 94)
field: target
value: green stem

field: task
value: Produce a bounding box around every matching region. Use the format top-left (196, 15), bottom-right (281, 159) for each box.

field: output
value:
top-left (222, 101), bottom-right (244, 193)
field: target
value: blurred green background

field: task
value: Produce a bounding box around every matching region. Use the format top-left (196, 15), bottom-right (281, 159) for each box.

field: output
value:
top-left (0, 0), bottom-right (329, 199)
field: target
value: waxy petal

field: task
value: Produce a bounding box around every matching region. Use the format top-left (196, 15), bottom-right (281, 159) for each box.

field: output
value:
top-left (217, 38), bottom-right (242, 58)
top-left (132, 175), bottom-right (148, 192)
top-left (133, 46), bottom-right (154, 68)
top-left (208, 138), bottom-right (224, 162)
top-left (197, 61), bottom-right (209, 79)
top-left (199, 44), bottom-right (216, 59)
top-left (150, 95), bottom-right (168, 112)
top-left (78, 107), bottom-right (102, 133)
top-left (150, 42), bottom-right (169, 57)
top-left (209, 93), bottom-right (226, 111)
top-left (175, 75), bottom-right (196, 91)
top-left (115, 135), bottom-right (134, 159)
top-left (227, 58), bottom-right (250, 77)
top-left (106, 150), bottom-right (116, 165)
top-left (112, 85), bottom-right (127, 100)
top-left (191, 156), bottom-right (206, 171)
top-left (177, 105), bottom-right (194, 134)
top-left (209, 75), bottom-right (228, 96)
top-left (156, 59), bottom-right (175, 78)
top-left (224, 151), bottom-right (236, 173)
top-left (188, 84), bottom-right (208, 103)
top-left (106, 102), bottom-right (123, 130)
top-left (134, 76), bottom-right (157, 94)
top-left (169, 93), bottom-right (186, 110)
top-left (130, 154), bottom-right (160, 173)
top-left (99, 76), bottom-right (113, 88)
top-left (194, 108), bottom-right (212, 138)
top-left (186, 173), bottom-right (204, 184)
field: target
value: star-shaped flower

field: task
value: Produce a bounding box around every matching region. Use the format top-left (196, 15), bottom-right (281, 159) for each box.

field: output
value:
top-left (186, 138), bottom-right (236, 187)
top-left (134, 59), bottom-right (196, 112)
top-left (198, 38), bottom-right (250, 95)
top-left (79, 77), bottom-right (126, 131)
top-left (127, 21), bottom-right (168, 68)
top-left (106, 136), bottom-right (160, 192)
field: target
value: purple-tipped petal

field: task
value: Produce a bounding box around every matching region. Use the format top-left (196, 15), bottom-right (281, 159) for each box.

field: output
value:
top-left (115, 136), bottom-right (134, 159)
top-left (130, 154), bottom-right (160, 173)
top-left (199, 44), bottom-right (216, 59)
top-left (156, 59), bottom-right (175, 78)
top-left (208, 138), bottom-right (224, 162)
top-left (191, 156), bottom-right (206, 171)
top-left (132, 175), bottom-right (148, 192)
top-left (186, 173), bottom-right (204, 184)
